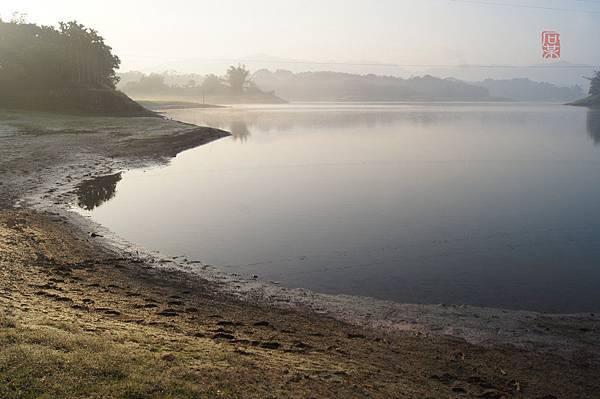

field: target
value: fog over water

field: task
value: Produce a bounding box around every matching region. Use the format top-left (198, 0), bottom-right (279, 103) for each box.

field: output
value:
top-left (79, 103), bottom-right (600, 313)
top-left (2, 0), bottom-right (599, 84)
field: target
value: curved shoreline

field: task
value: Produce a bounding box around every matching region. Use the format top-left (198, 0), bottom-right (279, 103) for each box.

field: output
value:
top-left (50, 208), bottom-right (600, 361)
top-left (3, 110), bottom-right (595, 361)
top-left (1, 109), bottom-right (599, 397)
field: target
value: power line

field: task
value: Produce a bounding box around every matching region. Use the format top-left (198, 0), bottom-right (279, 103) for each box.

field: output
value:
top-left (227, 60), bottom-right (599, 69)
top-left (120, 0), bottom-right (600, 71)
top-left (449, 0), bottom-right (600, 14)
top-left (121, 55), bottom-right (598, 69)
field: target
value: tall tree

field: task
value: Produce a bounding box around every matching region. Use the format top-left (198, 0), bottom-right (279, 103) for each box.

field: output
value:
top-left (59, 21), bottom-right (121, 89)
top-left (225, 64), bottom-right (250, 93)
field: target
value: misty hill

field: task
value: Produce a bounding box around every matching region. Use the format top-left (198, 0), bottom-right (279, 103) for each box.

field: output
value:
top-left (252, 70), bottom-right (586, 103)
top-left (252, 70), bottom-right (490, 102)
top-left (475, 78), bottom-right (583, 102)
top-left (142, 53), bottom-right (595, 88)
top-left (118, 68), bottom-right (589, 104)
top-left (425, 61), bottom-right (596, 88)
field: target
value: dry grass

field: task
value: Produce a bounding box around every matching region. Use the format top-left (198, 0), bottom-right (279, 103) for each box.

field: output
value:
top-left (0, 314), bottom-right (243, 399)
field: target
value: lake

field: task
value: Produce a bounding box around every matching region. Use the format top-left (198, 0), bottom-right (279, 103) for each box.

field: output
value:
top-left (77, 103), bottom-right (600, 313)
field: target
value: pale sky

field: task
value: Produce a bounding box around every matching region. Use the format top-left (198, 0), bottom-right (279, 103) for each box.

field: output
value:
top-left (1, 0), bottom-right (599, 76)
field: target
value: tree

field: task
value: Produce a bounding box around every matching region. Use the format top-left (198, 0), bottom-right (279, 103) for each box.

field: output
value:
top-left (590, 71), bottom-right (600, 96)
top-left (0, 18), bottom-right (120, 91)
top-left (201, 74), bottom-right (223, 94)
top-left (10, 12), bottom-right (28, 24)
top-left (225, 64), bottom-right (251, 93)
top-left (0, 20), bottom-right (67, 89)
top-left (122, 73), bottom-right (170, 95)
top-left (58, 21), bottom-right (121, 89)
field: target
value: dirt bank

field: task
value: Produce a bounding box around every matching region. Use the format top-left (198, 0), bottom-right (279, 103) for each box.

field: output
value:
top-left (0, 89), bottom-right (158, 117)
top-left (0, 109), bottom-right (229, 208)
top-left (1, 110), bottom-right (599, 398)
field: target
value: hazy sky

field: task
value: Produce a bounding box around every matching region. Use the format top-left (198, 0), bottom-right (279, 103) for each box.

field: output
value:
top-left (1, 0), bottom-right (599, 74)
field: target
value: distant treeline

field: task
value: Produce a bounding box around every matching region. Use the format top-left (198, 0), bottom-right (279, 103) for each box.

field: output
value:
top-left (0, 18), bottom-right (120, 91)
top-left (476, 78), bottom-right (583, 102)
top-left (120, 69), bottom-right (588, 103)
top-left (120, 65), bottom-right (272, 98)
top-left (252, 70), bottom-right (584, 102)
top-left (253, 70), bottom-right (488, 101)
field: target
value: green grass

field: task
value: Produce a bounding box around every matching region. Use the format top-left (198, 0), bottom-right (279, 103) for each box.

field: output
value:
top-left (0, 109), bottom-right (194, 137)
top-left (136, 101), bottom-right (225, 110)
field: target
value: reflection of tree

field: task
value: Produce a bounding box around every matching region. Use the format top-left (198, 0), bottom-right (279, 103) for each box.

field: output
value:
top-left (230, 120), bottom-right (251, 142)
top-left (196, 106), bottom-right (580, 140)
top-left (587, 110), bottom-right (600, 145)
top-left (195, 108), bottom-right (488, 134)
top-left (76, 173), bottom-right (121, 211)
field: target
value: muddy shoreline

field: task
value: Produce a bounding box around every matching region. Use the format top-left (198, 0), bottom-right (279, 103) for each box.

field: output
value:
top-left (1, 110), bottom-right (599, 398)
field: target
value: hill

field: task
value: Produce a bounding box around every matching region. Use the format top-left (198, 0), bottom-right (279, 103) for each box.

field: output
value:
top-left (475, 78), bottom-right (583, 102)
top-left (252, 70), bottom-right (490, 102)
top-left (252, 70), bottom-right (586, 103)
top-left (118, 69), bottom-right (587, 105)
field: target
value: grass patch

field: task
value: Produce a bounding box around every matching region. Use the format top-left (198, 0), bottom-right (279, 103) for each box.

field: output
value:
top-left (0, 109), bottom-right (193, 137)
top-left (0, 323), bottom-right (234, 399)
top-left (136, 100), bottom-right (225, 110)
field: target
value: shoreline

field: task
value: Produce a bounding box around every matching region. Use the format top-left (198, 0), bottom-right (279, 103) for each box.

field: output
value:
top-left (65, 200), bottom-right (600, 360)
top-left (56, 202), bottom-right (600, 360)
top-left (1, 109), bottom-right (599, 397)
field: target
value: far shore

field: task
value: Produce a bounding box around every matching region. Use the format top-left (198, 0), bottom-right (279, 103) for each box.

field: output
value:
top-left (569, 94), bottom-right (600, 108)
top-left (136, 99), bottom-right (228, 111)
top-left (1, 108), bottom-right (599, 398)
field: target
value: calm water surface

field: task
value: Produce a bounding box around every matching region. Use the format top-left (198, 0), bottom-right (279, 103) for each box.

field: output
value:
top-left (79, 103), bottom-right (600, 313)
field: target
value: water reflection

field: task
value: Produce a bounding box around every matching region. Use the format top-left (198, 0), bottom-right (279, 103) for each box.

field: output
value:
top-left (82, 104), bottom-right (600, 312)
top-left (76, 173), bottom-right (122, 211)
top-left (169, 104), bottom-right (565, 139)
top-left (587, 110), bottom-right (600, 145)
top-left (187, 108), bottom-right (465, 133)
top-left (230, 121), bottom-right (251, 142)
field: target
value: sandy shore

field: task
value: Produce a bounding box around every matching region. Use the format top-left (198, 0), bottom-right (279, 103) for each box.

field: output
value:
top-left (1, 110), bottom-right (599, 398)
